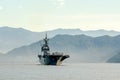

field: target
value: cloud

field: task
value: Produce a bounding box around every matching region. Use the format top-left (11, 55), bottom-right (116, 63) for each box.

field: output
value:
top-left (0, 6), bottom-right (3, 10)
top-left (50, 0), bottom-right (65, 8)
top-left (57, 0), bottom-right (65, 6)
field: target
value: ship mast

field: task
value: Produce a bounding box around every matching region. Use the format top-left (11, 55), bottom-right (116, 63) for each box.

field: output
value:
top-left (44, 33), bottom-right (48, 45)
top-left (41, 33), bottom-right (50, 55)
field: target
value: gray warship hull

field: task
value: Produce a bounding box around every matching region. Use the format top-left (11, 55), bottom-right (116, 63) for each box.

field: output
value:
top-left (38, 54), bottom-right (69, 65)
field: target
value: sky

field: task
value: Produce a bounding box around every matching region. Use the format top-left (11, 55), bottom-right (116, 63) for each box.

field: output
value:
top-left (0, 0), bottom-right (120, 32)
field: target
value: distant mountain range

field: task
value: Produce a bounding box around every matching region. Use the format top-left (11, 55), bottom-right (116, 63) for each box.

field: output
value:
top-left (107, 53), bottom-right (120, 63)
top-left (0, 26), bottom-right (120, 53)
top-left (48, 28), bottom-right (120, 37)
top-left (1, 34), bottom-right (120, 63)
top-left (0, 26), bottom-right (42, 53)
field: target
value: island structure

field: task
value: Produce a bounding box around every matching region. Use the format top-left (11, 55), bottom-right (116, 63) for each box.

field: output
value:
top-left (38, 34), bottom-right (70, 65)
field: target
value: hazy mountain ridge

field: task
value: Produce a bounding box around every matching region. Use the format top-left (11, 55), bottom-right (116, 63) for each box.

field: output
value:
top-left (2, 34), bottom-right (120, 63)
top-left (0, 26), bottom-right (43, 53)
top-left (0, 26), bottom-right (120, 53)
top-left (107, 52), bottom-right (120, 63)
top-left (47, 28), bottom-right (120, 37)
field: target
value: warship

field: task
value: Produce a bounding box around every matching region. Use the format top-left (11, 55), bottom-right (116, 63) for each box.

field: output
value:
top-left (38, 34), bottom-right (70, 65)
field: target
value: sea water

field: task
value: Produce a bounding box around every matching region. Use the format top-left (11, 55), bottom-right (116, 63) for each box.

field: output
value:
top-left (0, 63), bottom-right (120, 80)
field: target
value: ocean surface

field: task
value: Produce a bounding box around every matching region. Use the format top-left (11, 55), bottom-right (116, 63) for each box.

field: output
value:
top-left (0, 63), bottom-right (120, 80)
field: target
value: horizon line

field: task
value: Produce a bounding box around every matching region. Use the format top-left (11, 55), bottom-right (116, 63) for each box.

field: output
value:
top-left (0, 26), bottom-right (119, 32)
